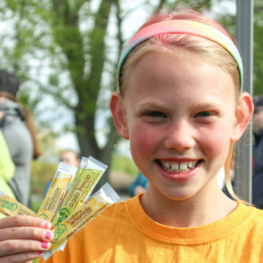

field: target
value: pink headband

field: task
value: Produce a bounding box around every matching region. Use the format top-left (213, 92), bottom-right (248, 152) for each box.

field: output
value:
top-left (117, 20), bottom-right (243, 90)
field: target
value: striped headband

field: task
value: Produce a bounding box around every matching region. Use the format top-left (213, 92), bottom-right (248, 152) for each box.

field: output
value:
top-left (117, 20), bottom-right (243, 90)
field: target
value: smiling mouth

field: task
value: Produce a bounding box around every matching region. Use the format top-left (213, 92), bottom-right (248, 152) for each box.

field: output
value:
top-left (157, 160), bottom-right (202, 174)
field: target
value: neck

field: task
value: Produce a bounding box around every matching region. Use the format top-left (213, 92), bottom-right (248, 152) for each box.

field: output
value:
top-left (140, 179), bottom-right (237, 228)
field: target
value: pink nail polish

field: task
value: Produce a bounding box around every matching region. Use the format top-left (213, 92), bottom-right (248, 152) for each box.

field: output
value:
top-left (45, 222), bottom-right (50, 229)
top-left (45, 231), bottom-right (51, 240)
top-left (38, 251), bottom-right (43, 255)
top-left (41, 242), bottom-right (49, 249)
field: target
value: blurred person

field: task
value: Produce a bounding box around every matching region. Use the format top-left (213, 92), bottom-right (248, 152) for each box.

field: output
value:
top-left (252, 95), bottom-right (263, 208)
top-left (128, 171), bottom-right (149, 197)
top-left (0, 129), bottom-right (16, 219)
top-left (60, 150), bottom-right (80, 167)
top-left (0, 70), bottom-right (40, 206)
top-left (45, 150), bottom-right (80, 195)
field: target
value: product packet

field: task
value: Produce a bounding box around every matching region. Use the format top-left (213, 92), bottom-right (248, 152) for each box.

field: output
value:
top-left (59, 157), bottom-right (88, 205)
top-left (76, 156), bottom-right (89, 178)
top-left (43, 183), bottom-right (119, 260)
top-left (76, 157), bottom-right (108, 208)
top-left (0, 190), bottom-right (36, 217)
top-left (37, 162), bottom-right (78, 222)
top-left (52, 156), bottom-right (107, 252)
top-left (52, 156), bottom-right (107, 226)
top-left (52, 156), bottom-right (88, 252)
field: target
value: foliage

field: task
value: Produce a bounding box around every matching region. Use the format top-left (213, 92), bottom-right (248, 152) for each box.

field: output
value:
top-left (31, 160), bottom-right (57, 183)
top-left (253, 0), bottom-right (263, 96)
top-left (0, 0), bottom-right (215, 191)
top-left (216, 0), bottom-right (263, 97)
top-left (110, 154), bottom-right (138, 177)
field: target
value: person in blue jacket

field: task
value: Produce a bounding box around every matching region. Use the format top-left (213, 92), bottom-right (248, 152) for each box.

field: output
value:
top-left (128, 172), bottom-right (149, 197)
top-left (252, 95), bottom-right (263, 208)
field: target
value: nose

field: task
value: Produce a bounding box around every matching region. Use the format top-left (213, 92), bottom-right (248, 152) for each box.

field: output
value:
top-left (163, 120), bottom-right (195, 151)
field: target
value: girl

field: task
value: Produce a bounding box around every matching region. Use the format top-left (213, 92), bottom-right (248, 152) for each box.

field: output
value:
top-left (0, 7), bottom-right (261, 263)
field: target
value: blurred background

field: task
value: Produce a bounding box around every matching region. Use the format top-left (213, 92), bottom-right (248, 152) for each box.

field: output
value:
top-left (0, 0), bottom-right (262, 212)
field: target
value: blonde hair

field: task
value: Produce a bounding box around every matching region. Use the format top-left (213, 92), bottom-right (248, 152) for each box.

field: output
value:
top-left (119, 9), bottom-right (243, 203)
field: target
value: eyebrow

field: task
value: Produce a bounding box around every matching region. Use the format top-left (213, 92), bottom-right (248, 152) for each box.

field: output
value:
top-left (138, 100), bottom-right (222, 111)
top-left (192, 102), bottom-right (222, 110)
top-left (137, 101), bottom-right (169, 111)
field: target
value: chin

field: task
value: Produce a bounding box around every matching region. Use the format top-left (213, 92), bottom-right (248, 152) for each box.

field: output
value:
top-left (159, 188), bottom-right (198, 201)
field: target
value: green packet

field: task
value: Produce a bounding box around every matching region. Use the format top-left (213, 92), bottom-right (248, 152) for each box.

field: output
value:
top-left (52, 156), bottom-right (107, 227)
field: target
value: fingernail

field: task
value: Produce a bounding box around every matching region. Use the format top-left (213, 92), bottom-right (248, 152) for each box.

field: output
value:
top-left (45, 222), bottom-right (51, 229)
top-left (41, 242), bottom-right (49, 249)
top-left (38, 251), bottom-right (43, 255)
top-left (45, 231), bottom-right (52, 240)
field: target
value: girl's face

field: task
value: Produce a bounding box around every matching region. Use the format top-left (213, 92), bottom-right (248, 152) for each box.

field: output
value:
top-left (112, 46), bottom-right (249, 202)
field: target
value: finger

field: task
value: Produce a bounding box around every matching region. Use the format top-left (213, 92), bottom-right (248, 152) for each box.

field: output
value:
top-left (0, 251), bottom-right (43, 263)
top-left (0, 239), bottom-right (50, 257)
top-left (0, 216), bottom-right (51, 230)
top-left (0, 227), bottom-right (54, 242)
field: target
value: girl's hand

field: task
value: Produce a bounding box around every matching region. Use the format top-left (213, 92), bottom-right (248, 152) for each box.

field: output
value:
top-left (0, 215), bottom-right (54, 263)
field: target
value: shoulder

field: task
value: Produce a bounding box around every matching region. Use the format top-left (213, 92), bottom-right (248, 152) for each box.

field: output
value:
top-left (238, 204), bottom-right (263, 237)
top-left (250, 205), bottom-right (263, 223)
top-left (62, 201), bottom-right (133, 258)
top-left (86, 201), bottom-right (128, 228)
top-left (73, 197), bottom-right (140, 242)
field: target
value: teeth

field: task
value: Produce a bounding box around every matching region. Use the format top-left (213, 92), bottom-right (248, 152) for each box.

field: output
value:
top-left (171, 163), bottom-right (179, 170)
top-left (180, 163), bottom-right (187, 170)
top-left (160, 160), bottom-right (199, 173)
top-left (163, 162), bottom-right (170, 168)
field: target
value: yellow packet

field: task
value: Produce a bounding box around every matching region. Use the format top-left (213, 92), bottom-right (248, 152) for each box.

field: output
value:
top-left (52, 157), bottom-right (107, 226)
top-left (43, 183), bottom-right (119, 260)
top-left (37, 162), bottom-right (77, 222)
top-left (0, 190), bottom-right (36, 216)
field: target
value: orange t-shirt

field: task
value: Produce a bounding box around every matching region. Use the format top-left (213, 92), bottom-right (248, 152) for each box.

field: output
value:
top-left (38, 195), bottom-right (263, 263)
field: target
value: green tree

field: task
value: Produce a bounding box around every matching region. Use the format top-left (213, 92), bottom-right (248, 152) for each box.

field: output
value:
top-left (253, 0), bottom-right (263, 96)
top-left (0, 0), bottom-right (213, 189)
top-left (214, 0), bottom-right (263, 97)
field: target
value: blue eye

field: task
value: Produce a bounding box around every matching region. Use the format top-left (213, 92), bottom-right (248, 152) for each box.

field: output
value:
top-left (196, 112), bottom-right (211, 117)
top-left (148, 111), bottom-right (166, 118)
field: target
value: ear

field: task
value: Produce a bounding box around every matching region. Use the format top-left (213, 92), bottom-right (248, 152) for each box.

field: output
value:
top-left (110, 92), bottom-right (129, 140)
top-left (230, 92), bottom-right (254, 142)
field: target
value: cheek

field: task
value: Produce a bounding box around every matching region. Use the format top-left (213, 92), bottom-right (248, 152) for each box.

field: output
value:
top-left (199, 125), bottom-right (231, 160)
top-left (129, 125), bottom-right (161, 163)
